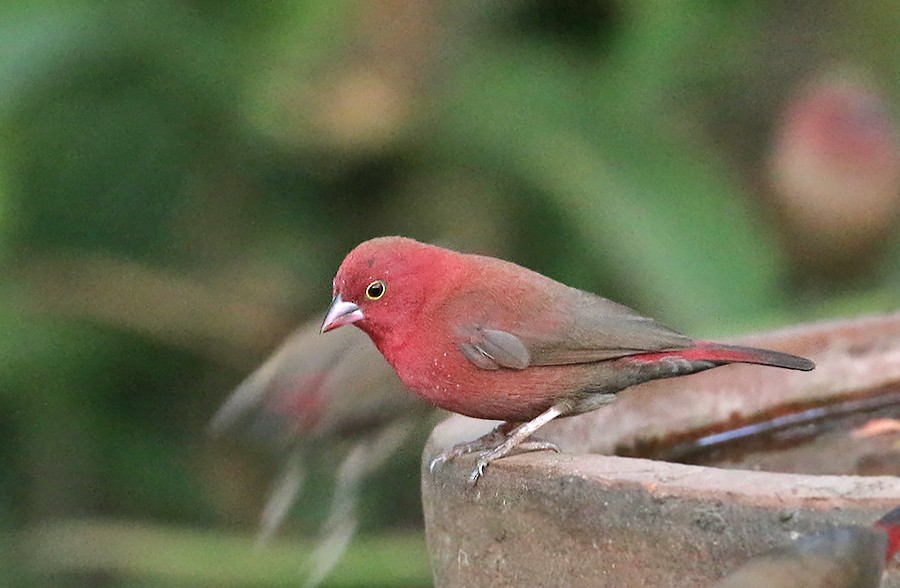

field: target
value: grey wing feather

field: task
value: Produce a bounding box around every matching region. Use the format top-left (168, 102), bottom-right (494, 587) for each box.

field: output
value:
top-left (459, 290), bottom-right (693, 370)
top-left (458, 328), bottom-right (531, 370)
top-left (526, 315), bottom-right (692, 365)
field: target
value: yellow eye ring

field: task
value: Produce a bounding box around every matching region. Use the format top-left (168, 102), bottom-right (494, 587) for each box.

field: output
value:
top-left (365, 280), bottom-right (386, 300)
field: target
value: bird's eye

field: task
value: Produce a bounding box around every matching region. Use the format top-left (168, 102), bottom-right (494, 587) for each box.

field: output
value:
top-left (365, 280), bottom-right (386, 300)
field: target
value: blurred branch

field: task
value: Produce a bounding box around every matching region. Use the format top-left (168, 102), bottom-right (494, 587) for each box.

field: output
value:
top-left (14, 252), bottom-right (294, 368)
top-left (15, 519), bottom-right (430, 587)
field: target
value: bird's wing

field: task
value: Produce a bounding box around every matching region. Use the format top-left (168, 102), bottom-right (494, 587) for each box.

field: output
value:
top-left (456, 290), bottom-right (693, 370)
top-left (458, 328), bottom-right (532, 370)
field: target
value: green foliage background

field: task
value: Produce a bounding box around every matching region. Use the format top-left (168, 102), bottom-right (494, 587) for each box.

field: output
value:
top-left (2, 1), bottom-right (899, 585)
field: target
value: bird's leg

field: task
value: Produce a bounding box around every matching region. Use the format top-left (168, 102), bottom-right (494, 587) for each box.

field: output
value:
top-left (468, 404), bottom-right (566, 486)
top-left (305, 419), bottom-right (413, 588)
top-left (256, 450), bottom-right (305, 546)
top-left (323, 419), bottom-right (412, 534)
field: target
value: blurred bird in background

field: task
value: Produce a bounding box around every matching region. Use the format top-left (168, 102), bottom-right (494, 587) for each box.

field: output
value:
top-left (714, 505), bottom-right (900, 587)
top-left (768, 68), bottom-right (900, 286)
top-left (210, 318), bottom-right (439, 586)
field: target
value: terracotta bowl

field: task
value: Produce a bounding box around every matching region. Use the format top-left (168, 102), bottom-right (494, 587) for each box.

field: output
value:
top-left (421, 313), bottom-right (900, 587)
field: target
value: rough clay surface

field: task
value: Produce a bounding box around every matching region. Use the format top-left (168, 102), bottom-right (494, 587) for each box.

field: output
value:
top-left (421, 313), bottom-right (900, 587)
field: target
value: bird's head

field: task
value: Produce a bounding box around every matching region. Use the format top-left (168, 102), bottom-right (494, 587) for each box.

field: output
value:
top-left (321, 237), bottom-right (451, 340)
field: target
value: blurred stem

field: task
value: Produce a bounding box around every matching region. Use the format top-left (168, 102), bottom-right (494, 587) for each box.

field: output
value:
top-left (14, 253), bottom-right (293, 369)
top-left (21, 378), bottom-right (98, 523)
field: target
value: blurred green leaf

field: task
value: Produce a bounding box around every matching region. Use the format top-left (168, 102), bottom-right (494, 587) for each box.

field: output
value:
top-left (436, 47), bottom-right (784, 330)
top-left (18, 520), bottom-right (431, 587)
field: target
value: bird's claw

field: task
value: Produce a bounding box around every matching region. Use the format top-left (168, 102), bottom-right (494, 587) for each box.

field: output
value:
top-left (468, 451), bottom-right (493, 488)
top-left (431, 449), bottom-right (490, 481)
top-left (467, 459), bottom-right (488, 486)
top-left (428, 455), bottom-right (448, 473)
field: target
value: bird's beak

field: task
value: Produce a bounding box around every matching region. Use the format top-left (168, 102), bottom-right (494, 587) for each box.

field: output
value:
top-left (320, 293), bottom-right (364, 334)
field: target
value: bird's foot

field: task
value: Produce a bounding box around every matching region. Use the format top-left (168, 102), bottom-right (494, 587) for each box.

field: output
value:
top-left (467, 439), bottom-right (560, 486)
top-left (431, 434), bottom-right (560, 485)
top-left (428, 426), bottom-right (510, 473)
top-left (431, 404), bottom-right (568, 485)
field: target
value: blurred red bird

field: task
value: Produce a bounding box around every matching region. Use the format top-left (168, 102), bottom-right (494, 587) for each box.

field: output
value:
top-left (321, 237), bottom-right (815, 483)
top-left (769, 69), bottom-right (900, 275)
top-left (714, 505), bottom-right (900, 587)
top-left (211, 319), bottom-right (437, 585)
top-left (211, 318), bottom-right (419, 447)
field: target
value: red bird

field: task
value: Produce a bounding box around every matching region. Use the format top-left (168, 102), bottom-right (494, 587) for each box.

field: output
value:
top-left (321, 237), bottom-right (815, 483)
top-left (769, 70), bottom-right (900, 276)
top-left (714, 505), bottom-right (900, 587)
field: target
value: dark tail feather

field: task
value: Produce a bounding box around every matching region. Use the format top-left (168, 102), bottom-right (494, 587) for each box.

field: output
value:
top-left (695, 342), bottom-right (815, 371)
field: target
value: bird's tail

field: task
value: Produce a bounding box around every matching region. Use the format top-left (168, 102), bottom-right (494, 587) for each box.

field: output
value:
top-left (693, 342), bottom-right (815, 371)
top-left (874, 505), bottom-right (900, 564)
